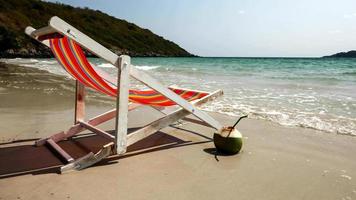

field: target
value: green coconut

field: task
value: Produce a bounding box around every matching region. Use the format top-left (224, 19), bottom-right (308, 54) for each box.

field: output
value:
top-left (214, 127), bottom-right (243, 155)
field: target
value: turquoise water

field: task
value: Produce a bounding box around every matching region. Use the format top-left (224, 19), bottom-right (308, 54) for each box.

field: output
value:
top-left (2, 57), bottom-right (356, 135)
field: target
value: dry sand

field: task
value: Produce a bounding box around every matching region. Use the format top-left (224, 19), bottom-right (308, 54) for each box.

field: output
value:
top-left (1, 80), bottom-right (356, 200)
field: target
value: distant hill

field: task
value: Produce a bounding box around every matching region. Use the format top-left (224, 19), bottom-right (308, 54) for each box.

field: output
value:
top-left (0, 0), bottom-right (193, 57)
top-left (323, 50), bottom-right (356, 58)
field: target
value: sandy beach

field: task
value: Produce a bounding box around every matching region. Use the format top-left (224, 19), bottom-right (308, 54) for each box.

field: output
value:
top-left (0, 63), bottom-right (355, 199)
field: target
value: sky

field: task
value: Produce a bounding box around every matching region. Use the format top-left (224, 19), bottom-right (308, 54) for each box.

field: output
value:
top-left (47, 0), bottom-right (356, 57)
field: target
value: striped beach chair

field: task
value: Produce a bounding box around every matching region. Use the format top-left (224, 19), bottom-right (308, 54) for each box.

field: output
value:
top-left (25, 16), bottom-right (223, 173)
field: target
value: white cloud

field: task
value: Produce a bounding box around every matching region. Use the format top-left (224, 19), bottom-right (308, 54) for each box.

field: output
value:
top-left (328, 29), bottom-right (343, 34)
top-left (238, 10), bottom-right (246, 15)
top-left (343, 13), bottom-right (356, 19)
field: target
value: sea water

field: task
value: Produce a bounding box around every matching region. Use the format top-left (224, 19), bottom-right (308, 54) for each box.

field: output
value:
top-left (1, 57), bottom-right (355, 135)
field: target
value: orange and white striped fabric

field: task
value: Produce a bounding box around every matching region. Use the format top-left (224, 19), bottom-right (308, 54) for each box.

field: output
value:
top-left (49, 36), bottom-right (208, 106)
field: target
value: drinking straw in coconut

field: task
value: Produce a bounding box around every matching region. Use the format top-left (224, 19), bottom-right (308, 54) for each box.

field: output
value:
top-left (227, 115), bottom-right (248, 137)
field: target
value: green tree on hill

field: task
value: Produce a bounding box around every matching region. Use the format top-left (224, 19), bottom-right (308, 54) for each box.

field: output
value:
top-left (0, 0), bottom-right (192, 57)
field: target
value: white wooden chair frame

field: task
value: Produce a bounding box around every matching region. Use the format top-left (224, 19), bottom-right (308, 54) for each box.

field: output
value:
top-left (25, 16), bottom-right (223, 173)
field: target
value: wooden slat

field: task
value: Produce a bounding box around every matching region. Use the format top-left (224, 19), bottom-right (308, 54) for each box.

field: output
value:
top-left (49, 16), bottom-right (119, 65)
top-left (115, 56), bottom-right (130, 154)
top-left (86, 108), bottom-right (117, 126)
top-left (27, 18), bottom-right (118, 65)
top-left (46, 139), bottom-right (74, 163)
top-left (127, 89), bottom-right (223, 146)
top-left (35, 131), bottom-right (64, 146)
top-left (79, 121), bottom-right (115, 141)
top-left (169, 86), bottom-right (210, 94)
top-left (26, 26), bottom-right (56, 38)
top-left (127, 110), bottom-right (188, 146)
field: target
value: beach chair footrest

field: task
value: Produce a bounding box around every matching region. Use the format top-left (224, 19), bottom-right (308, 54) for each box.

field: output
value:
top-left (60, 142), bottom-right (114, 173)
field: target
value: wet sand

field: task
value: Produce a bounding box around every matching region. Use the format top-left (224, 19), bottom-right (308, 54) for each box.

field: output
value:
top-left (0, 63), bottom-right (356, 200)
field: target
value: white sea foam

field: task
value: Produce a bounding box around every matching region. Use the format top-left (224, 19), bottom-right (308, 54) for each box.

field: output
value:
top-left (201, 97), bottom-right (356, 136)
top-left (134, 65), bottom-right (160, 70)
top-left (39, 60), bottom-right (57, 65)
top-left (1, 58), bottom-right (68, 77)
top-left (97, 63), bottom-right (115, 68)
top-left (340, 174), bottom-right (352, 180)
top-left (29, 59), bottom-right (39, 63)
top-left (96, 63), bottom-right (160, 71)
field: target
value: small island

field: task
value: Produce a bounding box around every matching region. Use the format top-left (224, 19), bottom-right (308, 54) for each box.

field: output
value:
top-left (323, 50), bottom-right (356, 58)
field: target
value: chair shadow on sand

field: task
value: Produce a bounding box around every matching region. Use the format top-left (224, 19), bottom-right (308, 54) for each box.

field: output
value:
top-left (0, 127), bottom-right (213, 179)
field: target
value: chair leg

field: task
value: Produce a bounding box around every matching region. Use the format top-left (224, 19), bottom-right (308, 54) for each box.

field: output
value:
top-left (114, 55), bottom-right (130, 154)
top-left (74, 81), bottom-right (85, 123)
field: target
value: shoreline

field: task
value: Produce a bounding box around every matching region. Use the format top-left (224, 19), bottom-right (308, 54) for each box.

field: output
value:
top-left (1, 60), bottom-right (355, 137)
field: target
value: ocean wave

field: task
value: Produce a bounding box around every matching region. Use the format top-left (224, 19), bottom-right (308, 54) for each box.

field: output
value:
top-left (134, 65), bottom-right (160, 70)
top-left (0, 62), bottom-right (115, 104)
top-left (1, 58), bottom-right (68, 77)
top-left (201, 100), bottom-right (356, 136)
top-left (342, 71), bottom-right (356, 75)
top-left (2, 58), bottom-right (39, 64)
top-left (0, 62), bottom-right (73, 93)
top-left (96, 63), bottom-right (161, 71)
top-left (268, 75), bottom-right (344, 82)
